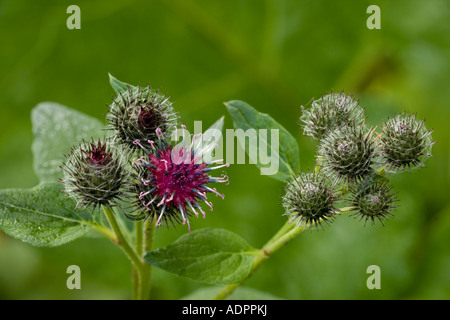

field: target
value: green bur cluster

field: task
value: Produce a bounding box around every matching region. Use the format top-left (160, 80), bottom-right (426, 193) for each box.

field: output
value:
top-left (283, 91), bottom-right (435, 227)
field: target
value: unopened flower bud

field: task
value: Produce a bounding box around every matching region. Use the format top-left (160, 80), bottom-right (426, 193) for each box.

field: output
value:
top-left (61, 138), bottom-right (129, 210)
top-left (350, 179), bottom-right (397, 225)
top-left (318, 125), bottom-right (377, 184)
top-left (282, 171), bottom-right (338, 229)
top-left (106, 85), bottom-right (178, 153)
top-left (380, 112), bottom-right (434, 173)
top-left (300, 91), bottom-right (365, 141)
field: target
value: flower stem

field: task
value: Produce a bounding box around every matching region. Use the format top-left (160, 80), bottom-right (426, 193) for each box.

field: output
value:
top-left (103, 206), bottom-right (142, 267)
top-left (212, 205), bottom-right (356, 300)
top-left (139, 218), bottom-right (156, 300)
top-left (135, 220), bottom-right (144, 256)
top-left (90, 224), bottom-right (117, 243)
top-left (212, 220), bottom-right (305, 300)
top-left (132, 220), bottom-right (144, 299)
top-left (102, 205), bottom-right (149, 300)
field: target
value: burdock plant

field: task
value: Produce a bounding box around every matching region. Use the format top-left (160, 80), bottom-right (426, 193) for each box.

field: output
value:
top-left (0, 77), bottom-right (434, 301)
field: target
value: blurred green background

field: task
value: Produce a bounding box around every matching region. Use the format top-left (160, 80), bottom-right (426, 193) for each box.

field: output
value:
top-left (0, 0), bottom-right (449, 299)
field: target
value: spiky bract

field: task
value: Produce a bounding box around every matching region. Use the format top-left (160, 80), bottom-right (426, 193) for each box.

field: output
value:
top-left (318, 125), bottom-right (377, 184)
top-left (282, 171), bottom-right (338, 229)
top-left (300, 91), bottom-right (365, 141)
top-left (106, 85), bottom-right (178, 153)
top-left (380, 112), bottom-right (434, 173)
top-left (61, 138), bottom-right (130, 210)
top-left (350, 179), bottom-right (397, 225)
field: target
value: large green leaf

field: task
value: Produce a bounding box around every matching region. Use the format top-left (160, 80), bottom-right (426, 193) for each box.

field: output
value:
top-left (0, 182), bottom-right (95, 247)
top-left (225, 100), bottom-right (300, 182)
top-left (31, 102), bottom-right (106, 182)
top-left (144, 228), bottom-right (259, 285)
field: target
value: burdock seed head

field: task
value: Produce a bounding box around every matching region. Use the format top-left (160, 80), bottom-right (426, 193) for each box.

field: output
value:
top-left (61, 138), bottom-right (130, 211)
top-left (300, 91), bottom-right (365, 141)
top-left (318, 125), bottom-right (377, 184)
top-left (350, 179), bottom-right (397, 226)
top-left (282, 171), bottom-right (339, 229)
top-left (106, 85), bottom-right (178, 154)
top-left (379, 112), bottom-right (434, 173)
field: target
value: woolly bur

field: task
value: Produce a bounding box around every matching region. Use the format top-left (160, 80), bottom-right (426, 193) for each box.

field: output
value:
top-left (60, 138), bottom-right (130, 211)
top-left (379, 112), bottom-right (435, 173)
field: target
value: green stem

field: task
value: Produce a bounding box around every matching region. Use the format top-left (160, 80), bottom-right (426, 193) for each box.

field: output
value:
top-left (135, 220), bottom-right (144, 256)
top-left (212, 206), bottom-right (356, 300)
top-left (139, 218), bottom-right (156, 300)
top-left (102, 206), bottom-right (149, 300)
top-left (103, 206), bottom-right (142, 267)
top-left (131, 220), bottom-right (144, 300)
top-left (263, 219), bottom-right (296, 248)
top-left (212, 220), bottom-right (305, 300)
top-left (144, 217), bottom-right (156, 252)
top-left (90, 224), bottom-right (117, 243)
top-left (337, 206), bottom-right (356, 215)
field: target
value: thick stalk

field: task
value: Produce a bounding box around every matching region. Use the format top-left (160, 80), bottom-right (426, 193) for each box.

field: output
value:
top-left (102, 206), bottom-right (148, 300)
top-left (132, 220), bottom-right (144, 300)
top-left (212, 206), bottom-right (356, 300)
top-left (139, 218), bottom-right (156, 300)
top-left (212, 220), bottom-right (305, 300)
top-left (90, 224), bottom-right (117, 243)
top-left (135, 220), bottom-right (144, 256)
top-left (103, 206), bottom-right (143, 267)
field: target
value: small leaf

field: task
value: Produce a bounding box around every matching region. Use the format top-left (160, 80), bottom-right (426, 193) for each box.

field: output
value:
top-left (31, 102), bottom-right (106, 182)
top-left (225, 100), bottom-right (300, 182)
top-left (181, 286), bottom-right (284, 300)
top-left (0, 182), bottom-right (95, 247)
top-left (108, 73), bottom-right (132, 94)
top-left (144, 228), bottom-right (259, 285)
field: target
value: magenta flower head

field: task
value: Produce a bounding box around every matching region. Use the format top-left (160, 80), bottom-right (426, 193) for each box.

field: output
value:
top-left (132, 126), bottom-right (229, 231)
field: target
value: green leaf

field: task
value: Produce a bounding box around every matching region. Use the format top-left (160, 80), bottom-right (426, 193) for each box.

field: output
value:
top-left (31, 102), bottom-right (106, 182)
top-left (108, 73), bottom-right (132, 94)
top-left (144, 228), bottom-right (259, 285)
top-left (0, 182), bottom-right (95, 247)
top-left (225, 100), bottom-right (300, 182)
top-left (181, 286), bottom-right (284, 300)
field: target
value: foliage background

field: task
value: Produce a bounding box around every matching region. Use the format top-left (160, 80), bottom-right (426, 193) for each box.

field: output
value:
top-left (0, 0), bottom-right (449, 299)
